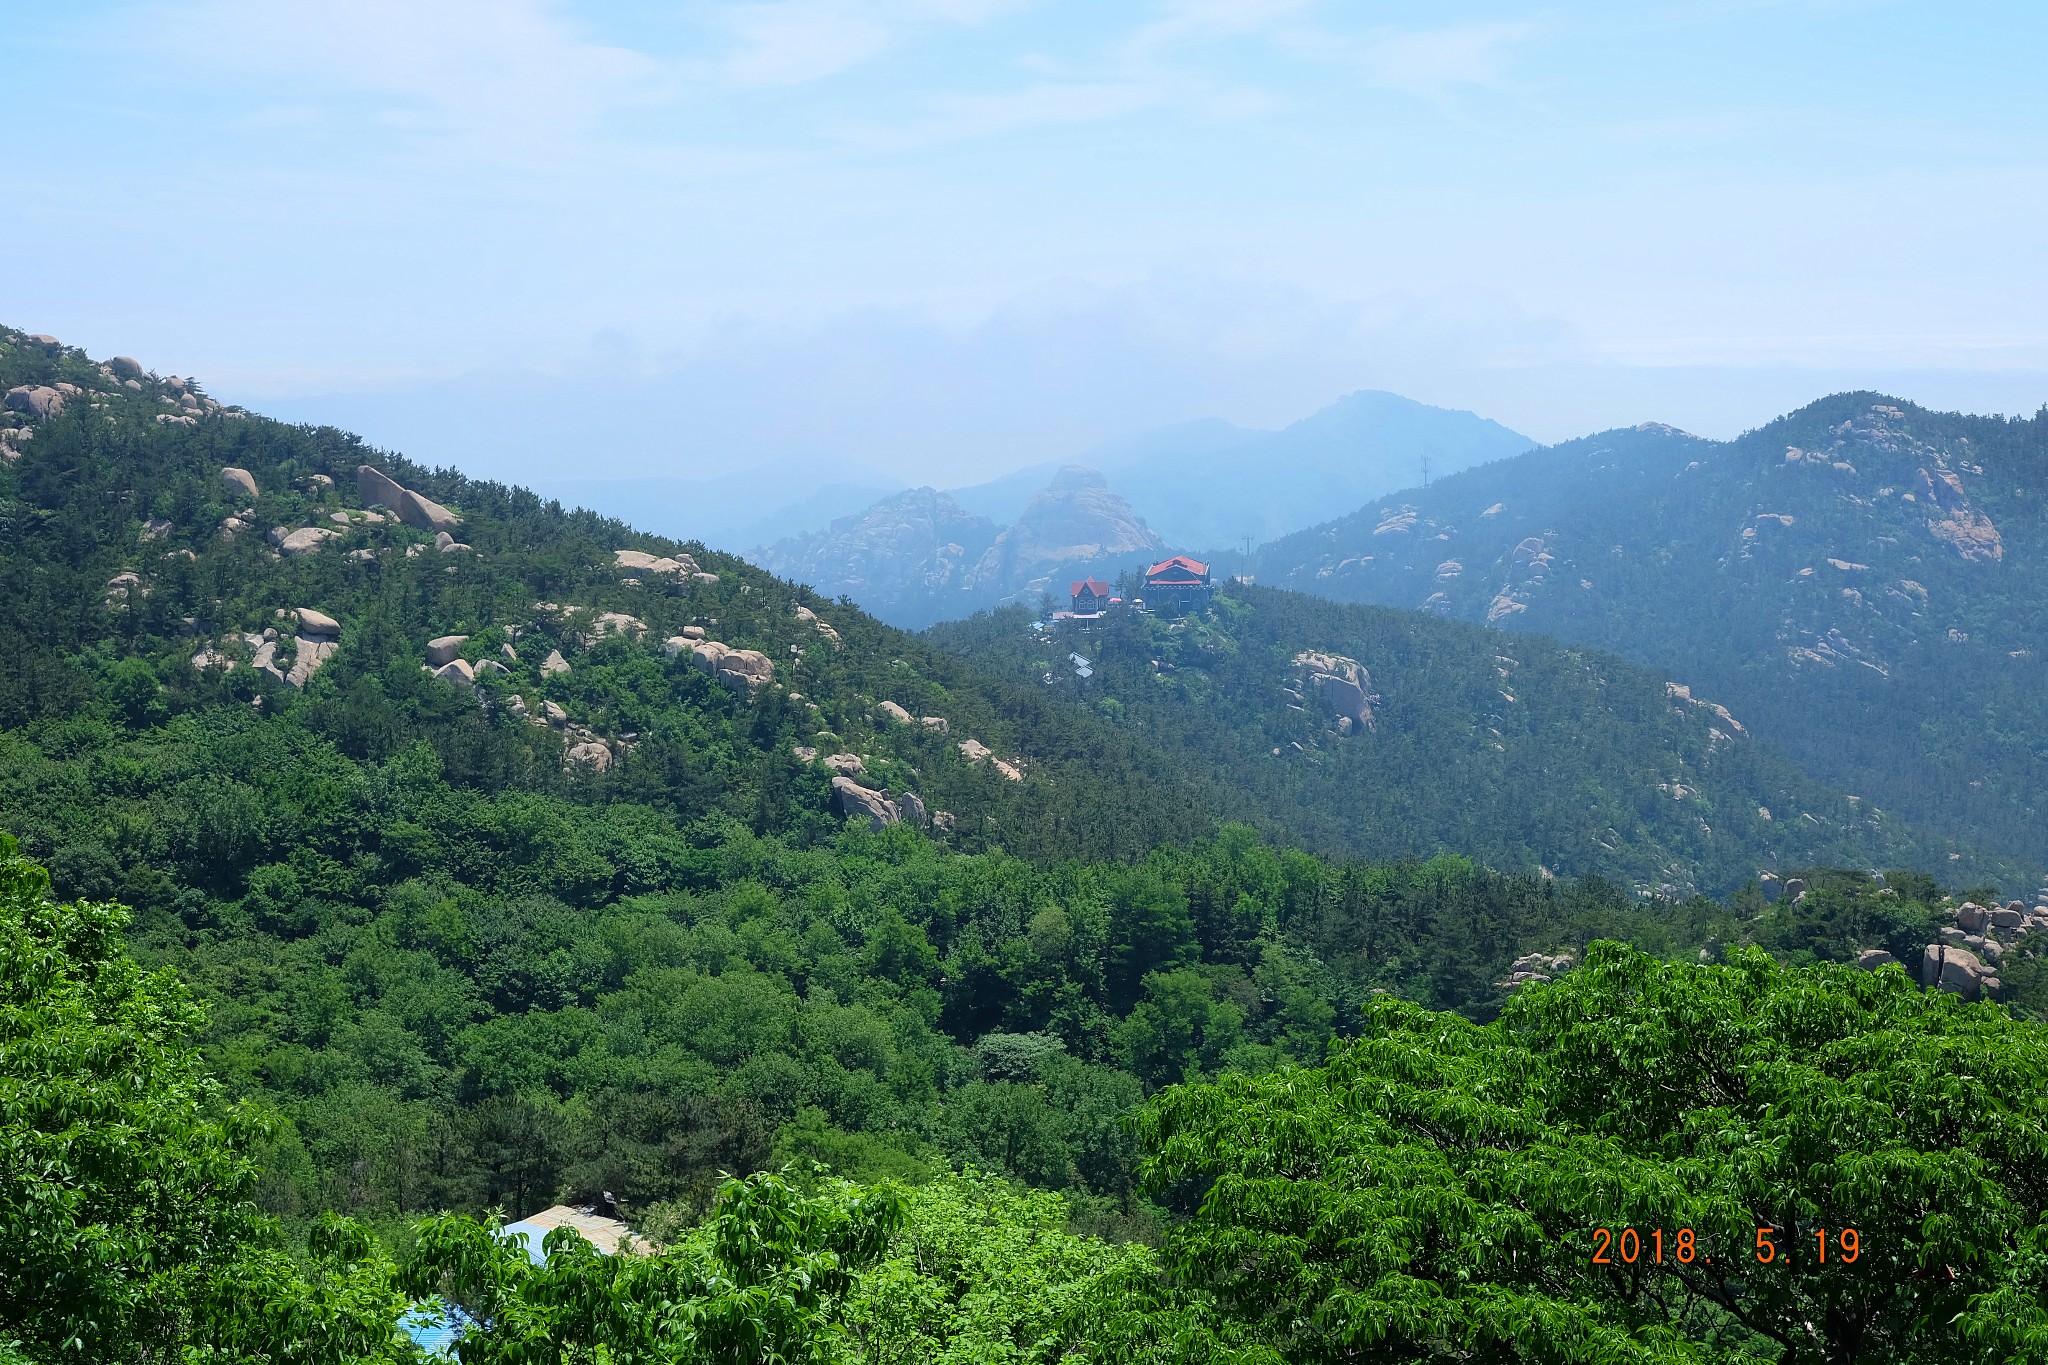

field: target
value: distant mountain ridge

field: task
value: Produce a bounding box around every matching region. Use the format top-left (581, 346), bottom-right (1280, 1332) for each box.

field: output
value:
top-left (762, 391), bottom-right (1531, 625)
top-left (1252, 393), bottom-right (2048, 872)
top-left (758, 466), bottom-right (1166, 628)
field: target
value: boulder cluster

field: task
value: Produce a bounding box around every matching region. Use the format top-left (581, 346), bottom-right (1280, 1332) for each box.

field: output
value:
top-left (190, 607), bottom-right (342, 689)
top-left (1290, 650), bottom-right (1377, 734)
top-left (955, 737), bottom-right (1024, 782)
top-left (1859, 897), bottom-right (2048, 1000)
top-left (786, 748), bottom-right (930, 830)
top-left (613, 548), bottom-right (717, 585)
top-left (665, 633), bottom-right (775, 689)
top-left (1498, 950), bottom-right (1576, 991)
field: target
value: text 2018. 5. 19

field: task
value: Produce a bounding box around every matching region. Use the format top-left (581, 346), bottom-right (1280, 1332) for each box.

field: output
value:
top-left (1590, 1227), bottom-right (1862, 1266)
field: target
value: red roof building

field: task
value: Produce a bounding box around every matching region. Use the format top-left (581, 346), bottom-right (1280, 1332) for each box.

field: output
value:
top-left (1070, 578), bottom-right (1113, 615)
top-left (1143, 556), bottom-right (1212, 615)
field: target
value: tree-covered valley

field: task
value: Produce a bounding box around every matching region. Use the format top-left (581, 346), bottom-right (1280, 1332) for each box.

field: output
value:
top-left (6, 327), bottom-right (2048, 1362)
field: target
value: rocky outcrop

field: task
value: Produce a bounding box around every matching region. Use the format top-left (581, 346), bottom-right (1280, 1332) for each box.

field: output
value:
top-left (541, 649), bottom-right (571, 676)
top-left (1499, 950), bottom-right (1576, 991)
top-left (874, 701), bottom-right (913, 725)
top-left (288, 638), bottom-right (339, 689)
top-left (271, 526), bottom-right (338, 557)
top-left (967, 467), bottom-right (1165, 601)
top-left (296, 608), bottom-right (341, 636)
top-left (356, 465), bottom-right (461, 534)
top-left (564, 740), bottom-right (613, 772)
top-left (220, 467), bottom-right (259, 500)
top-left (108, 356), bottom-right (144, 381)
top-left (433, 659), bottom-right (475, 688)
top-left (426, 635), bottom-right (468, 667)
top-left (613, 548), bottom-right (699, 578)
top-left (690, 640), bottom-right (774, 689)
top-left (1921, 943), bottom-right (1994, 999)
top-left (4, 385), bottom-right (64, 421)
top-left (1856, 948), bottom-right (1898, 971)
top-left (823, 753), bottom-right (866, 778)
top-left (1915, 465), bottom-right (2002, 562)
top-left (1292, 650), bottom-right (1377, 733)
top-left (794, 603), bottom-right (842, 648)
top-left (831, 775), bottom-right (901, 830)
top-left (957, 737), bottom-right (1024, 781)
top-left (1664, 682), bottom-right (1747, 737)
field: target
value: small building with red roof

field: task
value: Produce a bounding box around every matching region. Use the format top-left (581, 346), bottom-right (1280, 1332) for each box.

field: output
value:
top-left (1143, 556), bottom-right (1213, 616)
top-left (1069, 577), bottom-right (1113, 616)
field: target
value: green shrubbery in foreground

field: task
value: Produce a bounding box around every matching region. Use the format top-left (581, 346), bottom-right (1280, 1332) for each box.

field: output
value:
top-left (8, 836), bottom-right (2048, 1363)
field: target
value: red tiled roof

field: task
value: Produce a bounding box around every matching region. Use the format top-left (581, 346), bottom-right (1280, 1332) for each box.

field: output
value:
top-left (1070, 577), bottom-right (1113, 597)
top-left (1145, 555), bottom-right (1209, 578)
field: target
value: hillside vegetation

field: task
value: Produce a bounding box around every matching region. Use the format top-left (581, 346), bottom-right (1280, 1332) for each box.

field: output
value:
top-left (932, 589), bottom-right (2003, 896)
top-left (1253, 395), bottom-right (2048, 875)
top-left (7, 329), bottom-right (2048, 1362)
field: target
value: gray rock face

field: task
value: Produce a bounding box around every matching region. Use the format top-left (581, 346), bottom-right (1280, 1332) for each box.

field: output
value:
top-left (1783, 878), bottom-right (1808, 903)
top-left (689, 640), bottom-right (773, 688)
top-left (433, 659), bottom-right (476, 688)
top-left (426, 635), bottom-right (469, 666)
top-left (140, 518), bottom-right (173, 541)
top-left (564, 740), bottom-right (612, 772)
top-left (277, 527), bottom-right (337, 557)
top-left (295, 608), bottom-right (341, 637)
top-left (1956, 902), bottom-right (1989, 933)
top-left (541, 649), bottom-right (571, 676)
top-left (1989, 906), bottom-right (2023, 930)
top-left (220, 466), bottom-right (259, 500)
top-left (4, 385), bottom-right (64, 420)
top-left (614, 548), bottom-right (699, 578)
top-left (874, 700), bottom-right (913, 725)
top-left (1856, 948), bottom-right (1898, 970)
top-left (1293, 650), bottom-right (1378, 731)
top-left (831, 775), bottom-right (900, 830)
top-left (823, 753), bottom-right (866, 778)
top-left (287, 637), bottom-right (338, 689)
top-left (1922, 943), bottom-right (1991, 998)
top-left (356, 464), bottom-right (461, 534)
top-left (109, 356), bottom-right (144, 381)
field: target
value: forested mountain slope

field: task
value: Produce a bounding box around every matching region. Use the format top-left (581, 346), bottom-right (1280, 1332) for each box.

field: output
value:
top-left (1251, 394), bottom-right (2048, 869)
top-left (930, 588), bottom-right (2007, 897)
top-left (0, 328), bottom-right (1231, 874)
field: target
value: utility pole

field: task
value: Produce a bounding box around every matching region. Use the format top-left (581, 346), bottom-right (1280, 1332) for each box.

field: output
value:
top-left (1420, 453), bottom-right (1432, 489)
top-left (1241, 534), bottom-right (1253, 585)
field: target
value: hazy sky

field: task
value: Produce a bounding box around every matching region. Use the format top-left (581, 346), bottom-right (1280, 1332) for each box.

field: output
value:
top-left (9, 0), bottom-right (2047, 488)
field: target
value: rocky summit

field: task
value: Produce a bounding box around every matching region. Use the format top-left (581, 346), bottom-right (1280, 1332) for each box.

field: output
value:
top-left (761, 465), bottom-right (1163, 627)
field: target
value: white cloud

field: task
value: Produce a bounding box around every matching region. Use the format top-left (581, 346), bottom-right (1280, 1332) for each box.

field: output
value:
top-left (148, 0), bottom-right (666, 148)
top-left (1300, 20), bottom-right (1541, 95)
top-left (702, 0), bottom-right (1028, 86)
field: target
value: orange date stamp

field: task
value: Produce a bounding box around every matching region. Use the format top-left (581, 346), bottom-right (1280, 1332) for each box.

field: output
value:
top-left (1589, 1226), bottom-right (1862, 1266)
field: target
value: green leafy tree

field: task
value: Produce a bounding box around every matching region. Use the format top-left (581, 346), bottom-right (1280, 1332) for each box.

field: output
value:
top-left (1110, 942), bottom-right (2048, 1363)
top-left (0, 835), bottom-right (409, 1362)
top-left (403, 1170), bottom-right (903, 1363)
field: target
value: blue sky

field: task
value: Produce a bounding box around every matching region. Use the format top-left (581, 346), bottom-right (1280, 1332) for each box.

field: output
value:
top-left (9, 0), bottom-right (2047, 488)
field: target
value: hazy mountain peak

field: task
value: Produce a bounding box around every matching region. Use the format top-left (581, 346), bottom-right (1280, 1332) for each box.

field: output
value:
top-left (1047, 464), bottom-right (1110, 491)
